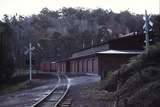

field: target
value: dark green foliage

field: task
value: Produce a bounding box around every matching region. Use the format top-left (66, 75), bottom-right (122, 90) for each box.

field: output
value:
top-left (153, 15), bottom-right (160, 36)
top-left (1, 8), bottom-right (145, 64)
top-left (105, 43), bottom-right (160, 107)
top-left (0, 22), bottom-right (15, 84)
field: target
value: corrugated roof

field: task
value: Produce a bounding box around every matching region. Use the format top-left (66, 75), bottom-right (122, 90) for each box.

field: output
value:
top-left (72, 43), bottom-right (109, 58)
top-left (72, 32), bottom-right (143, 54)
top-left (97, 50), bottom-right (143, 54)
top-left (55, 50), bottom-right (143, 62)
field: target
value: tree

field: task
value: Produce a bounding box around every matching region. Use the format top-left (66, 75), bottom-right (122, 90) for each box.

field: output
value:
top-left (0, 22), bottom-right (15, 84)
top-left (0, 8), bottom-right (145, 66)
top-left (153, 15), bottom-right (160, 36)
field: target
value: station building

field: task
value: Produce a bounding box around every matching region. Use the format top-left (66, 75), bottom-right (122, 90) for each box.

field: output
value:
top-left (54, 32), bottom-right (147, 79)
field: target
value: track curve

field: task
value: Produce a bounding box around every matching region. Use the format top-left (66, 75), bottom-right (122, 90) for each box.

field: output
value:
top-left (31, 74), bottom-right (70, 107)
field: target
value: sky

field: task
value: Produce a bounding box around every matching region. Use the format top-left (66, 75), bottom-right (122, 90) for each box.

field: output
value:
top-left (0, 0), bottom-right (159, 18)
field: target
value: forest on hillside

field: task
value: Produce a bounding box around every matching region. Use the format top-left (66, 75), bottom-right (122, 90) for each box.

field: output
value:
top-left (0, 7), bottom-right (159, 70)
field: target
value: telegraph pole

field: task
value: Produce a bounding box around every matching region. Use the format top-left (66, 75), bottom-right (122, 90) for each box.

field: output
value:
top-left (159, 0), bottom-right (160, 14)
top-left (25, 42), bottom-right (36, 81)
top-left (145, 10), bottom-right (149, 52)
top-left (143, 10), bottom-right (153, 52)
top-left (29, 43), bottom-right (32, 81)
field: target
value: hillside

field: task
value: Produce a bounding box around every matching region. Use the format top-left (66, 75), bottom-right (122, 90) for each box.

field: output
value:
top-left (2, 8), bottom-right (160, 70)
top-left (104, 43), bottom-right (160, 107)
top-left (1, 8), bottom-right (144, 66)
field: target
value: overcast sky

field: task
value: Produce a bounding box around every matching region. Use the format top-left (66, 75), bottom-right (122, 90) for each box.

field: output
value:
top-left (0, 0), bottom-right (159, 18)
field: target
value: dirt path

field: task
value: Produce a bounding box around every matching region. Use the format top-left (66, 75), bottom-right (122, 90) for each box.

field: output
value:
top-left (65, 74), bottom-right (108, 107)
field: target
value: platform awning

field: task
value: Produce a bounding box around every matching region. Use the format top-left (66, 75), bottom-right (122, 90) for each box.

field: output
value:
top-left (97, 50), bottom-right (144, 55)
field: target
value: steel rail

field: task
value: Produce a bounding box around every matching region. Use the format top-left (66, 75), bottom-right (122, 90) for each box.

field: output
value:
top-left (31, 74), bottom-right (70, 107)
top-left (53, 75), bottom-right (70, 107)
top-left (31, 74), bottom-right (60, 107)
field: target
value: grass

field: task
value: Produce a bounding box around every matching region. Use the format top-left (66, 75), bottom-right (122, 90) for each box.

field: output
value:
top-left (102, 43), bottom-right (160, 107)
top-left (0, 80), bottom-right (29, 94)
top-left (0, 73), bottom-right (56, 95)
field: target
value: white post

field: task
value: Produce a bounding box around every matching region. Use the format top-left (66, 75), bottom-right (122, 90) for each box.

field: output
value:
top-left (91, 40), bottom-right (94, 46)
top-left (159, 0), bottom-right (160, 14)
top-left (29, 43), bottom-right (32, 81)
top-left (82, 43), bottom-right (85, 48)
top-left (145, 10), bottom-right (149, 52)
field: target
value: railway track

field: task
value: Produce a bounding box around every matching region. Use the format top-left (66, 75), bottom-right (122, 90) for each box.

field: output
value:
top-left (31, 74), bottom-right (70, 107)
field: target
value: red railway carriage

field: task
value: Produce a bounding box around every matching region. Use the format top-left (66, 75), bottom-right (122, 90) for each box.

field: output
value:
top-left (40, 62), bottom-right (51, 72)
